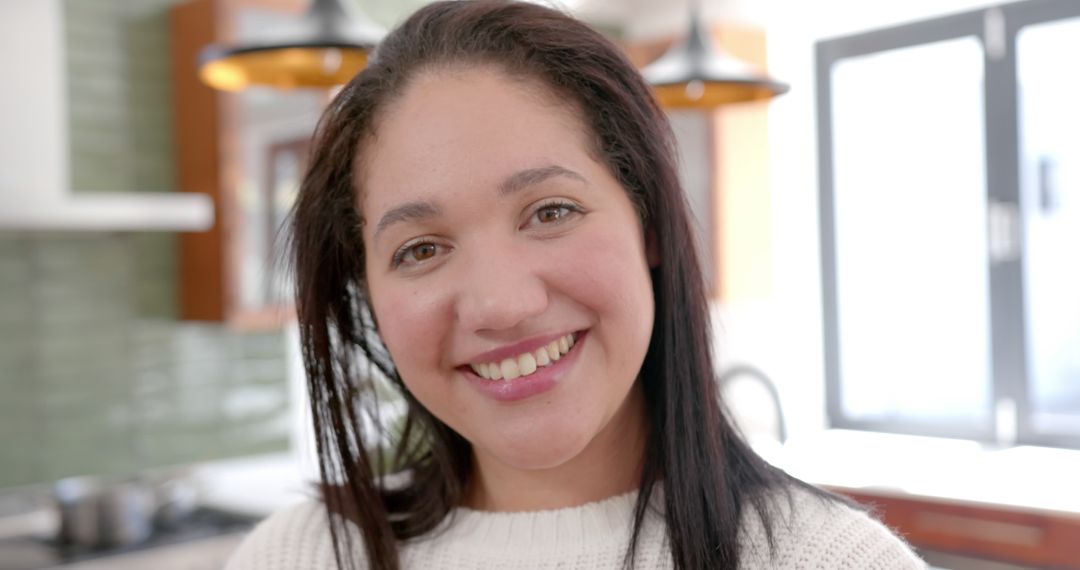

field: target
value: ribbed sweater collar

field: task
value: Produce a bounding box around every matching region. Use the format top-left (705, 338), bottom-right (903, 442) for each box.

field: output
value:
top-left (409, 489), bottom-right (665, 555)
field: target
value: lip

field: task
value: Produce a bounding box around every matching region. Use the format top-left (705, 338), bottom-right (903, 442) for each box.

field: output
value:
top-left (462, 330), bottom-right (581, 367)
top-left (461, 330), bottom-right (587, 403)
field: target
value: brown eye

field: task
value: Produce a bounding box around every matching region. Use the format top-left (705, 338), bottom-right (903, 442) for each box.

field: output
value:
top-left (391, 241), bottom-right (444, 268)
top-left (521, 200), bottom-right (582, 232)
top-left (411, 243), bottom-right (437, 261)
top-left (536, 205), bottom-right (570, 223)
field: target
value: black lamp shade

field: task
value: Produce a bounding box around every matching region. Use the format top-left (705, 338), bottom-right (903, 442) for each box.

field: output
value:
top-left (642, 7), bottom-right (788, 108)
top-left (198, 0), bottom-right (384, 91)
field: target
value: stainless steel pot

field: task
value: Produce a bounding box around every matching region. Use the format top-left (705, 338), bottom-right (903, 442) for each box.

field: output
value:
top-left (55, 476), bottom-right (102, 547)
top-left (97, 480), bottom-right (155, 547)
top-left (54, 477), bottom-right (156, 549)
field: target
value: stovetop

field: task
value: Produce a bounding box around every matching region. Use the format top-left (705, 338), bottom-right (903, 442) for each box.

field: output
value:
top-left (0, 507), bottom-right (258, 570)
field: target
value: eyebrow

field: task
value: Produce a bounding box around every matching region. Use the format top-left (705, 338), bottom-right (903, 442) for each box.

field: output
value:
top-left (498, 164), bottom-right (587, 196)
top-left (372, 201), bottom-right (442, 245)
top-left (372, 164), bottom-right (587, 245)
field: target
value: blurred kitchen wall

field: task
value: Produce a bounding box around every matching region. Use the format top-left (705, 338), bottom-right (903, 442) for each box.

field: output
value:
top-left (0, 0), bottom-right (291, 489)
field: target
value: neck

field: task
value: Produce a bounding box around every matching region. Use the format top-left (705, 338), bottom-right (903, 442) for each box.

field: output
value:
top-left (465, 384), bottom-right (648, 512)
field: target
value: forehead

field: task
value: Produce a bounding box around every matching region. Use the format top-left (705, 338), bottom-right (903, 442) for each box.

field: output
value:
top-left (358, 67), bottom-right (593, 216)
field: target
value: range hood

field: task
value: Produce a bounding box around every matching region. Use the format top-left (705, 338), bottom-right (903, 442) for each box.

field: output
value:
top-left (0, 0), bottom-right (213, 232)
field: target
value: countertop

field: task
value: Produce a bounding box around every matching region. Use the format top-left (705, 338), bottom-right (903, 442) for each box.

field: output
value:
top-left (774, 429), bottom-right (1080, 518)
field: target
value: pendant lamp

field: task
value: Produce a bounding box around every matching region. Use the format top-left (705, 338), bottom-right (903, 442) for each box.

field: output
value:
top-left (198, 0), bottom-right (385, 92)
top-left (642, 0), bottom-right (788, 108)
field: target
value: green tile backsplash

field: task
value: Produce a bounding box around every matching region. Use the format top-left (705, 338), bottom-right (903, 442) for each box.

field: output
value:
top-left (0, 233), bottom-right (291, 488)
top-left (0, 229), bottom-right (293, 485)
top-left (0, 0), bottom-right (291, 489)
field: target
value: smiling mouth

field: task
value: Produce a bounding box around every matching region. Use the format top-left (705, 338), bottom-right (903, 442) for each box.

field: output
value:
top-left (466, 332), bottom-right (580, 381)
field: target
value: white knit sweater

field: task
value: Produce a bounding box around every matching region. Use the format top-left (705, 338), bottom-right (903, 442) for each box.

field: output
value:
top-left (225, 486), bottom-right (925, 569)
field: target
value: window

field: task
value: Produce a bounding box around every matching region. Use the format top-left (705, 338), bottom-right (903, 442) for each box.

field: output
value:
top-left (817, 0), bottom-right (1080, 448)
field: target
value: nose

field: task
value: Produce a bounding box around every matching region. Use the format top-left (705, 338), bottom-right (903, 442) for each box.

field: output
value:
top-left (454, 240), bottom-right (549, 333)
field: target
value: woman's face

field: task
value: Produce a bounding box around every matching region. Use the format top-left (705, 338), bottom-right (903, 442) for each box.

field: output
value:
top-left (360, 67), bottom-right (655, 491)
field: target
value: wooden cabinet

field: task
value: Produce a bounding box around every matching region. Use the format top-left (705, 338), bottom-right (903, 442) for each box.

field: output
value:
top-left (834, 487), bottom-right (1080, 569)
top-left (169, 0), bottom-right (324, 329)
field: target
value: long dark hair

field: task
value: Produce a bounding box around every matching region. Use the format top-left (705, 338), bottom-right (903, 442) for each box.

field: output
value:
top-left (290, 1), bottom-right (818, 568)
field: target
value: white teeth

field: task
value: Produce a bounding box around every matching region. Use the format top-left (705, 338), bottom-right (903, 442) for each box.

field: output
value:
top-left (500, 358), bottom-right (521, 381)
top-left (534, 346), bottom-right (550, 366)
top-left (469, 333), bottom-right (579, 382)
top-left (518, 352), bottom-right (537, 376)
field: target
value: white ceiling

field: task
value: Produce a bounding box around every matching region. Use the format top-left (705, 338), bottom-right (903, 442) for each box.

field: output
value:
top-left (354, 0), bottom-right (775, 41)
top-left (570, 0), bottom-right (773, 39)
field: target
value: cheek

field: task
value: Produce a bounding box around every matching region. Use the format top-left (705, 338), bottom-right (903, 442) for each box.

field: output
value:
top-left (368, 282), bottom-right (450, 382)
top-left (551, 221), bottom-right (655, 338)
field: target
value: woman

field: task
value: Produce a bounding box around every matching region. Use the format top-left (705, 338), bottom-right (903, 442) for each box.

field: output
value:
top-left (227, 1), bottom-right (923, 568)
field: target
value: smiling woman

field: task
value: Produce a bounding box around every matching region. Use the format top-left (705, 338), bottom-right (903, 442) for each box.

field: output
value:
top-left (361, 67), bottom-right (655, 506)
top-left (224, 1), bottom-right (925, 569)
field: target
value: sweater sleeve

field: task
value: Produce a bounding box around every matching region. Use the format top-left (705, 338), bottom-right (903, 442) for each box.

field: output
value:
top-left (741, 488), bottom-right (927, 570)
top-left (224, 499), bottom-right (367, 570)
top-left (816, 500), bottom-right (926, 570)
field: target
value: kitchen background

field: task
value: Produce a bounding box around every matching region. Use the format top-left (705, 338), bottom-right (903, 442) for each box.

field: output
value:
top-left (0, 0), bottom-right (295, 489)
top-left (1, 0), bottom-right (1078, 569)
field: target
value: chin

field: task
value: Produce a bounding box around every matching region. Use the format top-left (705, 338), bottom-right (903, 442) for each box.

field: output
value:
top-left (478, 421), bottom-right (596, 472)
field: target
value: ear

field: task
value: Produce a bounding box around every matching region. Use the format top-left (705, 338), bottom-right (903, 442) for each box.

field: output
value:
top-left (645, 228), bottom-right (660, 268)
